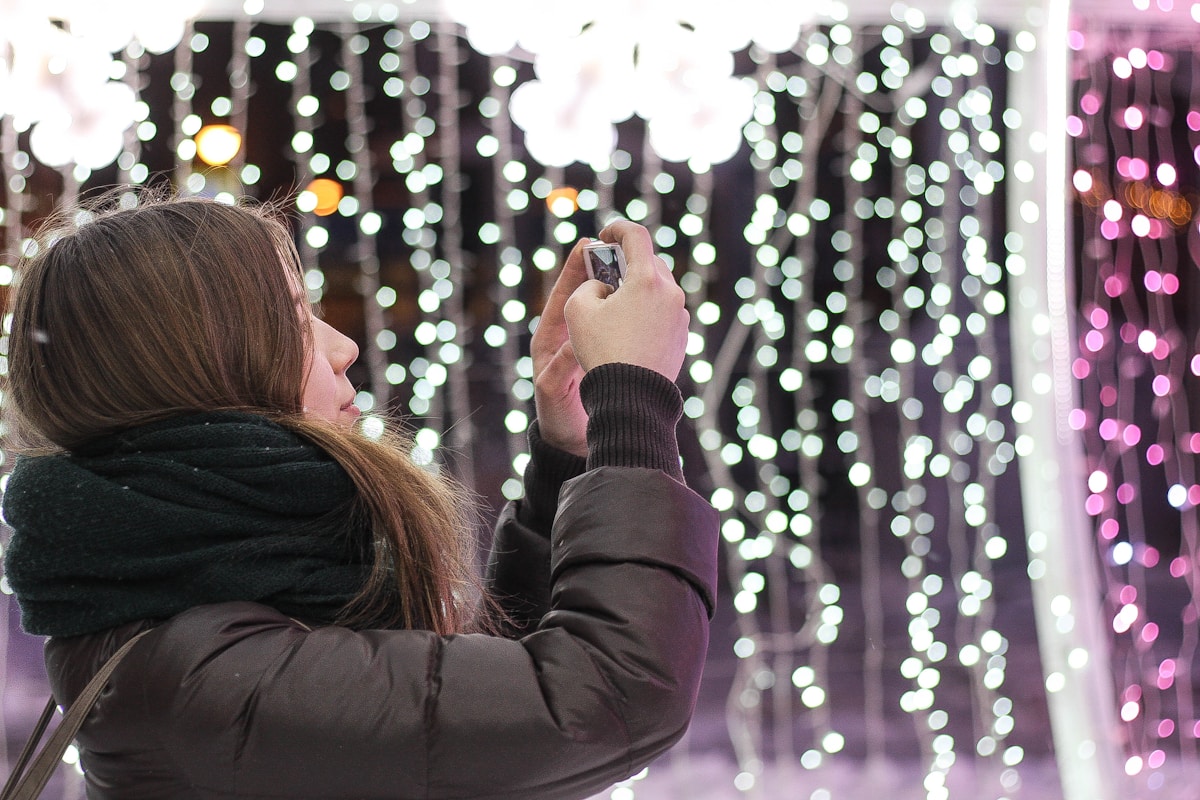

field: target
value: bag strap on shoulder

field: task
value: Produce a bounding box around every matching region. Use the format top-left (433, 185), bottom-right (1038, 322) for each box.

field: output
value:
top-left (1, 629), bottom-right (152, 800)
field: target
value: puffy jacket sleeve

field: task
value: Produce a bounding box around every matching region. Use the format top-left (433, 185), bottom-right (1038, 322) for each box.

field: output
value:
top-left (486, 362), bottom-right (693, 638)
top-left (484, 421), bottom-right (584, 637)
top-left (132, 465), bottom-right (716, 799)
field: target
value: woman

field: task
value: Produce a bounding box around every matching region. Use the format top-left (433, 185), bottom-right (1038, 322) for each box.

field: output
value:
top-left (1, 197), bottom-right (718, 798)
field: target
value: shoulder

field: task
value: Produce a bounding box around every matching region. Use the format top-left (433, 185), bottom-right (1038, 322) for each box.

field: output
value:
top-left (46, 602), bottom-right (313, 704)
top-left (46, 602), bottom-right (448, 795)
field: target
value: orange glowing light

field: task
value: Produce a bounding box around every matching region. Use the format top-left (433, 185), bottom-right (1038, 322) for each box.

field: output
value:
top-left (302, 179), bottom-right (344, 217)
top-left (546, 186), bottom-right (579, 217)
top-left (194, 124), bottom-right (242, 166)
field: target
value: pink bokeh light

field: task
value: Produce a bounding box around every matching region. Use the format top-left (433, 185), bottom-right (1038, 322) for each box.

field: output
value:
top-left (1101, 518), bottom-right (1121, 540)
top-left (1146, 443), bottom-right (1165, 465)
top-left (1142, 546), bottom-right (1159, 568)
top-left (1123, 424), bottom-right (1143, 446)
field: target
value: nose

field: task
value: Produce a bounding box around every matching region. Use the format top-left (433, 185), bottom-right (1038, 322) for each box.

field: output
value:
top-left (334, 329), bottom-right (359, 373)
top-left (314, 318), bottom-right (359, 374)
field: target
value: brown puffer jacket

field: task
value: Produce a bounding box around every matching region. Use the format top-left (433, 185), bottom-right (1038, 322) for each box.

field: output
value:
top-left (44, 466), bottom-right (719, 799)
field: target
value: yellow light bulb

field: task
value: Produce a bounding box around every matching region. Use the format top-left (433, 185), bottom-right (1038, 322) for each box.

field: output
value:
top-left (195, 124), bottom-right (242, 166)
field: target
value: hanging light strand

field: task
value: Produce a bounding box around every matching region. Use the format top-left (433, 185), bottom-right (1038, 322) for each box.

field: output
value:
top-left (171, 20), bottom-right (196, 188)
top-left (432, 20), bottom-right (474, 484)
top-left (340, 23), bottom-right (391, 423)
top-left (482, 53), bottom-right (529, 485)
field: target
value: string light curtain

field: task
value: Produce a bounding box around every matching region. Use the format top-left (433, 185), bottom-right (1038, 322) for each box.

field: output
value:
top-left (1067, 4), bottom-right (1200, 794)
top-left (0, 2), bottom-right (1181, 797)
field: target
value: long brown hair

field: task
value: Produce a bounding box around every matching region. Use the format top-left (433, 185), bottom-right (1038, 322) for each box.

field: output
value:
top-left (5, 192), bottom-right (482, 635)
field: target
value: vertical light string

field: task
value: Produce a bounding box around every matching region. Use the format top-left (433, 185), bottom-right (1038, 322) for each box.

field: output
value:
top-left (840, 65), bottom-right (891, 771)
top-left (395, 20), bottom-right (444, 432)
top-left (935, 57), bottom-right (974, 781)
top-left (777, 53), bottom-right (842, 772)
top-left (1, 116), bottom-right (25, 264)
top-left (228, 18), bottom-right (252, 175)
top-left (695, 138), bottom-right (766, 788)
top-left (746, 50), bottom-right (802, 769)
top-left (118, 45), bottom-right (149, 187)
top-left (433, 20), bottom-right (474, 484)
top-left (285, 18), bottom-right (322, 292)
top-left (675, 157), bottom-right (748, 779)
top-left (638, 131), bottom-right (664, 233)
top-left (371, 23), bottom-right (409, 424)
top-left (340, 23), bottom-right (390, 416)
top-left (945, 21), bottom-right (1017, 792)
top-left (1183, 45), bottom-right (1200, 771)
top-left (1184, 45), bottom-right (1200, 770)
top-left (481, 53), bottom-right (529, 489)
top-left (880, 23), bottom-right (959, 784)
top-left (171, 20), bottom-right (196, 188)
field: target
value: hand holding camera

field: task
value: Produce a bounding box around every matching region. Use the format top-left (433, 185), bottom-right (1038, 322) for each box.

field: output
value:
top-left (531, 221), bottom-right (688, 456)
top-left (565, 220), bottom-right (689, 382)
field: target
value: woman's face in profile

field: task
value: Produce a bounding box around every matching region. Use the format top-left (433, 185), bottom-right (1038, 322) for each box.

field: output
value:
top-left (291, 271), bottom-right (361, 426)
top-left (302, 314), bottom-right (361, 426)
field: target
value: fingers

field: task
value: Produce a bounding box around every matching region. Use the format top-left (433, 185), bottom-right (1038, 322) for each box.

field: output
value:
top-left (598, 220), bottom-right (675, 283)
top-left (598, 220), bottom-right (656, 280)
top-left (539, 237), bottom-right (591, 332)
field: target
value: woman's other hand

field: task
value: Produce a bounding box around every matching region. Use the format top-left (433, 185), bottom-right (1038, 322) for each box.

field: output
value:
top-left (530, 238), bottom-right (591, 457)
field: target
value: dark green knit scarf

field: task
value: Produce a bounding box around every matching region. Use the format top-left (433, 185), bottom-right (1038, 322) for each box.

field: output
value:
top-left (2, 412), bottom-right (384, 637)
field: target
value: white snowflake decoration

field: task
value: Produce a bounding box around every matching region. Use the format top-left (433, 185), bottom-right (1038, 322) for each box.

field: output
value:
top-left (444, 0), bottom-right (817, 169)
